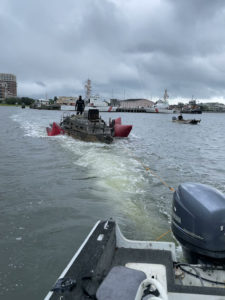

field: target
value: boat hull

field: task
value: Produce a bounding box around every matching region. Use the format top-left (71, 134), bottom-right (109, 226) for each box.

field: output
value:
top-left (85, 106), bottom-right (117, 112)
top-left (61, 112), bottom-right (114, 144)
top-left (145, 107), bottom-right (174, 113)
top-left (45, 220), bottom-right (225, 300)
top-left (172, 119), bottom-right (201, 124)
top-left (64, 128), bottom-right (113, 144)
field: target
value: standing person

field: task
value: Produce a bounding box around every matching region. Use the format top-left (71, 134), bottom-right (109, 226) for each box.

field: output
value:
top-left (75, 95), bottom-right (85, 115)
top-left (178, 112), bottom-right (183, 120)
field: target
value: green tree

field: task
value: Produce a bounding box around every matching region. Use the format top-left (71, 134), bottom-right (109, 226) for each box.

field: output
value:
top-left (21, 97), bottom-right (35, 105)
top-left (5, 97), bottom-right (19, 105)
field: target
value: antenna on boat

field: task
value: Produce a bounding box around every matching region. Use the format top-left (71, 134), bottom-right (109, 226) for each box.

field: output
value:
top-left (45, 91), bottom-right (48, 103)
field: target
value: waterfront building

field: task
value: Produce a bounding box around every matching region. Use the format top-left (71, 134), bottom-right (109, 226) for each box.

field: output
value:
top-left (56, 96), bottom-right (78, 105)
top-left (119, 99), bottom-right (154, 108)
top-left (203, 102), bottom-right (225, 112)
top-left (38, 99), bottom-right (49, 105)
top-left (0, 73), bottom-right (17, 99)
top-left (0, 82), bottom-right (7, 99)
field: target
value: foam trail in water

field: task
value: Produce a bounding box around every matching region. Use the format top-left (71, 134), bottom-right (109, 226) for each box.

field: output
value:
top-left (11, 111), bottom-right (60, 138)
top-left (62, 138), bottom-right (146, 192)
top-left (60, 137), bottom-right (150, 217)
top-left (58, 137), bottom-right (171, 241)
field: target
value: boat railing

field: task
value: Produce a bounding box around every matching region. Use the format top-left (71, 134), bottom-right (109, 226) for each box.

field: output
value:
top-left (61, 112), bottom-right (75, 122)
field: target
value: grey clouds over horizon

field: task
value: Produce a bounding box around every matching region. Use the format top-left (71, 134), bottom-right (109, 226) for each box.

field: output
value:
top-left (1, 0), bottom-right (225, 103)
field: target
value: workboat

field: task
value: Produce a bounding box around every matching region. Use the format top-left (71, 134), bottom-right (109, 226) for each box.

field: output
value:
top-left (60, 109), bottom-right (113, 144)
top-left (145, 100), bottom-right (174, 114)
top-left (44, 183), bottom-right (225, 300)
top-left (172, 116), bottom-right (201, 124)
top-left (46, 109), bottom-right (132, 142)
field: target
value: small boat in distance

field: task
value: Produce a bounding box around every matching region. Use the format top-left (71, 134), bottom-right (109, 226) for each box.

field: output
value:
top-left (172, 116), bottom-right (201, 124)
top-left (44, 183), bottom-right (225, 300)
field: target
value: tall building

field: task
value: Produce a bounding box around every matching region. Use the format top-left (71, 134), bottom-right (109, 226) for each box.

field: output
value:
top-left (0, 73), bottom-right (17, 99)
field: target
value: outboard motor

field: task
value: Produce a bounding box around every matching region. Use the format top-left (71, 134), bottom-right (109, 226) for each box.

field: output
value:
top-left (171, 183), bottom-right (225, 264)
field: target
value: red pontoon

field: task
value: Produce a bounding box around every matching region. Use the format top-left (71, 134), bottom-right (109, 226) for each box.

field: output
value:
top-left (113, 117), bottom-right (132, 137)
top-left (46, 122), bottom-right (65, 136)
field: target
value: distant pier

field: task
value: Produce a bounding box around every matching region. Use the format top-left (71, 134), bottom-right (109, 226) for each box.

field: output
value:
top-left (115, 107), bottom-right (147, 113)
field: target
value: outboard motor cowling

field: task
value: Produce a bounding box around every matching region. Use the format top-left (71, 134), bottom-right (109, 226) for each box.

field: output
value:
top-left (171, 183), bottom-right (225, 264)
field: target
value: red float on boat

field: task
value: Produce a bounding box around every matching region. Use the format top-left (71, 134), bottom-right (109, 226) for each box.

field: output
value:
top-left (113, 117), bottom-right (132, 137)
top-left (46, 122), bottom-right (65, 136)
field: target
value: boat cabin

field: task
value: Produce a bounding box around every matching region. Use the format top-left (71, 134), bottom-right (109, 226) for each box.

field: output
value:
top-left (84, 109), bottom-right (100, 121)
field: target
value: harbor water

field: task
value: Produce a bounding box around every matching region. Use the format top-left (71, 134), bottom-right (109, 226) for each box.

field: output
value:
top-left (0, 106), bottom-right (225, 299)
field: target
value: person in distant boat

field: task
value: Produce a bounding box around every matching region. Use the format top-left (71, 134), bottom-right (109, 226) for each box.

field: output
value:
top-left (178, 113), bottom-right (183, 120)
top-left (75, 95), bottom-right (85, 115)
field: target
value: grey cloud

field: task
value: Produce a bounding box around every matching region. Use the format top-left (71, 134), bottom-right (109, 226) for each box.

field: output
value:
top-left (35, 81), bottom-right (46, 87)
top-left (1, 0), bottom-right (225, 102)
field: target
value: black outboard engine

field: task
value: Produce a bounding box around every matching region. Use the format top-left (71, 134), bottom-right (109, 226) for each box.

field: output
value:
top-left (171, 183), bottom-right (225, 264)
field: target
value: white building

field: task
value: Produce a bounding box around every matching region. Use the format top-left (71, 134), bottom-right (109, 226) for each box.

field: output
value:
top-left (57, 96), bottom-right (78, 105)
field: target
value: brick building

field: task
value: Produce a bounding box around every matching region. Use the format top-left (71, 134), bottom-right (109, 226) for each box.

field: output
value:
top-left (0, 73), bottom-right (17, 99)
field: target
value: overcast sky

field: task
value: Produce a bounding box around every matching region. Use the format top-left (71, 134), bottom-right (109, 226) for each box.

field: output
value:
top-left (1, 0), bottom-right (225, 103)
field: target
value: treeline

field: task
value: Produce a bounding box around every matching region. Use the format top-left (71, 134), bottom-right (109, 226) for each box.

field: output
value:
top-left (3, 97), bottom-right (35, 105)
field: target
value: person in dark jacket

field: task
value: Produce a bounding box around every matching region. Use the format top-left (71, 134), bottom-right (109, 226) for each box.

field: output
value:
top-left (178, 113), bottom-right (183, 120)
top-left (75, 95), bottom-right (85, 115)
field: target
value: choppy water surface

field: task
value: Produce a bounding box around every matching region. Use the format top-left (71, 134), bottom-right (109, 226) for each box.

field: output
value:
top-left (0, 106), bottom-right (225, 299)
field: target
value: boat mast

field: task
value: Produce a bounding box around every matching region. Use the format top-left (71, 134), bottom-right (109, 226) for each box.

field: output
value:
top-left (85, 79), bottom-right (92, 101)
top-left (163, 89), bottom-right (169, 101)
